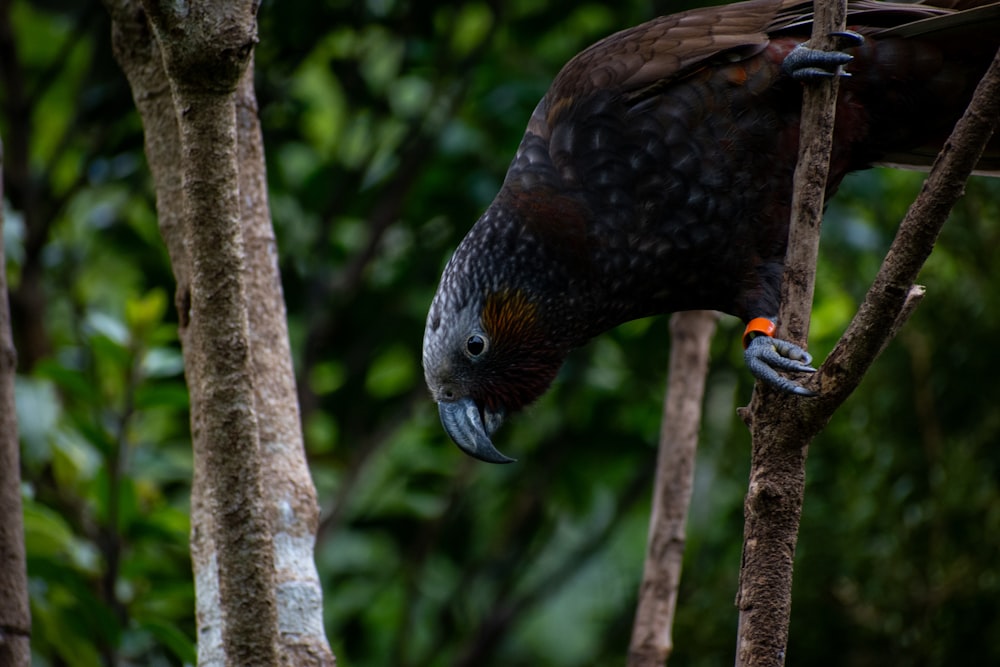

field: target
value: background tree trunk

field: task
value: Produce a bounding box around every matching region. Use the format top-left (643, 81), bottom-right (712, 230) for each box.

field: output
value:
top-left (104, 1), bottom-right (335, 663)
top-left (0, 137), bottom-right (32, 667)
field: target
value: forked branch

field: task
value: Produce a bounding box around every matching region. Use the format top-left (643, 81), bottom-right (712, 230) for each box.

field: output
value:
top-left (736, 2), bottom-right (1000, 661)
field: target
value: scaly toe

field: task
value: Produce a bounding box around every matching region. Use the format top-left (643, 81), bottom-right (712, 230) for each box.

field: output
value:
top-left (744, 335), bottom-right (818, 396)
top-left (782, 42), bottom-right (854, 81)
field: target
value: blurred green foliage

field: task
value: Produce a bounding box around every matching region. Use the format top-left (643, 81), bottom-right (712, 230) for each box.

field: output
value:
top-left (3, 0), bottom-right (1000, 665)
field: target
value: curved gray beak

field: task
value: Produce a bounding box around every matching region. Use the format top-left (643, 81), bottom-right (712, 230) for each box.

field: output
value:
top-left (438, 397), bottom-right (515, 464)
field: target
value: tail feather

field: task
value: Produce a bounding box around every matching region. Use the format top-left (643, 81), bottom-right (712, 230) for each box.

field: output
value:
top-left (875, 2), bottom-right (1000, 39)
top-left (878, 152), bottom-right (1000, 177)
top-left (869, 1), bottom-right (1000, 175)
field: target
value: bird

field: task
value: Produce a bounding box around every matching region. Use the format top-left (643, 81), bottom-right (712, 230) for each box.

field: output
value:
top-left (422, 0), bottom-right (1000, 463)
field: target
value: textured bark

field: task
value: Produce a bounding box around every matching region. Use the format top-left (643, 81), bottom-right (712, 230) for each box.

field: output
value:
top-left (234, 64), bottom-right (334, 667)
top-left (735, 2), bottom-right (848, 662)
top-left (104, 1), bottom-right (335, 664)
top-left (628, 311), bottom-right (719, 667)
top-left (0, 138), bottom-right (32, 667)
top-left (736, 8), bottom-right (1000, 666)
top-left (143, 4), bottom-right (279, 663)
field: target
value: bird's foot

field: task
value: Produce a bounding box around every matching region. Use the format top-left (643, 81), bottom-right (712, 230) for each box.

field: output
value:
top-left (742, 318), bottom-right (816, 396)
top-left (782, 30), bottom-right (864, 81)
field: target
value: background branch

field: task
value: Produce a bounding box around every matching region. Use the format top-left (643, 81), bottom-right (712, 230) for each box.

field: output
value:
top-left (628, 310), bottom-right (720, 667)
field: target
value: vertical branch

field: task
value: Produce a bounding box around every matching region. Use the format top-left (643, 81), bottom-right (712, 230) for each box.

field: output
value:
top-left (0, 138), bottom-right (32, 667)
top-left (735, 0), bottom-right (846, 665)
top-left (164, 58), bottom-right (282, 667)
top-left (775, 0), bottom-right (848, 346)
top-left (628, 311), bottom-right (719, 667)
top-left (235, 60), bottom-right (336, 664)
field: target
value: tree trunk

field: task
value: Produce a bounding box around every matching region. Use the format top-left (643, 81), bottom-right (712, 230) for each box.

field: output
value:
top-left (0, 137), bottom-right (32, 667)
top-left (103, 1), bottom-right (335, 663)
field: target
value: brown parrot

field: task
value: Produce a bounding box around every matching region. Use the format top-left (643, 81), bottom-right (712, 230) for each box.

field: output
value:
top-left (422, 0), bottom-right (1000, 463)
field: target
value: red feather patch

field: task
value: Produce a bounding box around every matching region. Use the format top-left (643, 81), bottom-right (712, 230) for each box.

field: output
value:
top-left (482, 290), bottom-right (540, 344)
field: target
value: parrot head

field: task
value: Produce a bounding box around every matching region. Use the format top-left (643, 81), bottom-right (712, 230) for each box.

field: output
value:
top-left (422, 207), bottom-right (579, 463)
top-left (422, 279), bottom-right (568, 463)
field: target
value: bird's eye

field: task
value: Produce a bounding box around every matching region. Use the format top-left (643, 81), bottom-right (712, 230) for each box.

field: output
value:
top-left (466, 334), bottom-right (487, 358)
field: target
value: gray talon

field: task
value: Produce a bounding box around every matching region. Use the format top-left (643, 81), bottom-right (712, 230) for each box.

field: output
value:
top-left (769, 337), bottom-right (815, 368)
top-left (745, 335), bottom-right (817, 396)
top-left (791, 67), bottom-right (841, 80)
top-left (782, 41), bottom-right (856, 81)
top-left (830, 30), bottom-right (865, 48)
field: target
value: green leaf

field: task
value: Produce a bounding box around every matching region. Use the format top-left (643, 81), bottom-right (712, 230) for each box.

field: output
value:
top-left (23, 502), bottom-right (100, 573)
top-left (450, 3), bottom-right (494, 57)
top-left (134, 618), bottom-right (196, 665)
top-left (305, 410), bottom-right (340, 454)
top-left (125, 288), bottom-right (169, 336)
top-left (365, 344), bottom-right (417, 398)
top-left (15, 376), bottom-right (60, 465)
top-left (309, 360), bottom-right (347, 395)
top-left (85, 311), bottom-right (130, 348)
top-left (140, 346), bottom-right (184, 378)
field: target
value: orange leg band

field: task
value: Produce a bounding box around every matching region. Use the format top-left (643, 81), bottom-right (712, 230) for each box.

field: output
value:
top-left (742, 317), bottom-right (776, 349)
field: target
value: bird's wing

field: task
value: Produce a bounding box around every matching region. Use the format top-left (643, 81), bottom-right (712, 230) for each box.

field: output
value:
top-left (546, 0), bottom-right (785, 104)
top-left (537, 0), bottom-right (973, 129)
top-left (545, 0), bottom-right (950, 95)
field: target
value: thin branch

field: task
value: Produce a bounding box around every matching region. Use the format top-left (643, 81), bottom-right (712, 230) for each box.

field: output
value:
top-left (816, 47), bottom-right (1000, 400)
top-left (628, 310), bottom-right (720, 667)
top-left (777, 1), bottom-right (849, 347)
top-left (235, 61), bottom-right (336, 664)
top-left (735, 0), bottom-right (847, 665)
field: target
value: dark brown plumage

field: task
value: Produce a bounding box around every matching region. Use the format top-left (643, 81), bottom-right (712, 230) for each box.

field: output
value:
top-left (422, 0), bottom-right (1000, 462)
